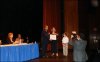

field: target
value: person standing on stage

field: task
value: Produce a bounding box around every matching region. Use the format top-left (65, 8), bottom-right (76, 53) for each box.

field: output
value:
top-left (69, 33), bottom-right (88, 62)
top-left (50, 27), bottom-right (58, 56)
top-left (41, 25), bottom-right (49, 57)
top-left (62, 32), bottom-right (69, 56)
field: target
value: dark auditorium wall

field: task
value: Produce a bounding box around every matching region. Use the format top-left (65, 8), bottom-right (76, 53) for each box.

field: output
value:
top-left (78, 0), bottom-right (90, 38)
top-left (78, 0), bottom-right (100, 61)
top-left (0, 0), bottom-right (43, 42)
top-left (78, 0), bottom-right (100, 36)
top-left (78, 0), bottom-right (100, 39)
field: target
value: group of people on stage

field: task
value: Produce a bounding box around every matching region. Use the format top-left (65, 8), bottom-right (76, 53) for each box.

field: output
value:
top-left (0, 25), bottom-right (88, 62)
top-left (0, 32), bottom-right (24, 45)
top-left (41, 25), bottom-right (88, 62)
top-left (41, 26), bottom-right (59, 57)
top-left (41, 26), bottom-right (57, 57)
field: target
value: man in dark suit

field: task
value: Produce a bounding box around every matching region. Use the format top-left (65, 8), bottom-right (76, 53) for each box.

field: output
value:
top-left (4, 32), bottom-right (14, 44)
top-left (41, 25), bottom-right (49, 57)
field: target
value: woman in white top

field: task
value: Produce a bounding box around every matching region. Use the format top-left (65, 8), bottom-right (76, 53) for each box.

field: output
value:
top-left (14, 34), bottom-right (24, 44)
top-left (62, 32), bottom-right (69, 56)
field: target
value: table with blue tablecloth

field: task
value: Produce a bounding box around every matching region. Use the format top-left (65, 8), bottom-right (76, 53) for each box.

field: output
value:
top-left (0, 43), bottom-right (39, 61)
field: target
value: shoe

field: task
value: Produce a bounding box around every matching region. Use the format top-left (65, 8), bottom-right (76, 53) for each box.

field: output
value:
top-left (51, 53), bottom-right (54, 56)
top-left (46, 55), bottom-right (48, 58)
top-left (42, 56), bottom-right (45, 58)
top-left (56, 53), bottom-right (58, 56)
top-left (42, 55), bottom-right (48, 58)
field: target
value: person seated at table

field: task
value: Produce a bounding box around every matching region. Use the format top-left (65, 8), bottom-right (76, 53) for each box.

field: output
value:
top-left (14, 34), bottom-right (24, 44)
top-left (5, 32), bottom-right (14, 44)
top-left (0, 40), bottom-right (2, 45)
top-left (26, 36), bottom-right (29, 43)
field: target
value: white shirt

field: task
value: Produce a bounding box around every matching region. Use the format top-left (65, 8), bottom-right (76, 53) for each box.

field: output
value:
top-left (62, 36), bottom-right (69, 43)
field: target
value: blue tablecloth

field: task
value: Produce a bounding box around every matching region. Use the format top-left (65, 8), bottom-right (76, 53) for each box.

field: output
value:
top-left (0, 43), bottom-right (39, 62)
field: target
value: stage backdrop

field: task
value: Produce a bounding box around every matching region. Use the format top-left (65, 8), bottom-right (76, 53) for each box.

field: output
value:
top-left (64, 0), bottom-right (78, 37)
top-left (43, 0), bottom-right (61, 33)
top-left (64, 0), bottom-right (78, 49)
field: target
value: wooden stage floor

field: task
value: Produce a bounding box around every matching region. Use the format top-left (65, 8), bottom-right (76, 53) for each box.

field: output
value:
top-left (27, 51), bottom-right (73, 62)
top-left (27, 50), bottom-right (100, 62)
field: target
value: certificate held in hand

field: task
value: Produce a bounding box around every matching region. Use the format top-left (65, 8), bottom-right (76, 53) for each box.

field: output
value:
top-left (50, 34), bottom-right (57, 40)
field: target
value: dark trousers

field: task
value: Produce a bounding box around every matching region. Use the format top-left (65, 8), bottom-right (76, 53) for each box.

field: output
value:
top-left (42, 41), bottom-right (48, 56)
top-left (51, 40), bottom-right (58, 53)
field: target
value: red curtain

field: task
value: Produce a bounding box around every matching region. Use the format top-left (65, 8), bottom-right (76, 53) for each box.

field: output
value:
top-left (64, 0), bottom-right (78, 49)
top-left (43, 0), bottom-right (61, 51)
top-left (64, 0), bottom-right (78, 37)
top-left (43, 0), bottom-right (61, 33)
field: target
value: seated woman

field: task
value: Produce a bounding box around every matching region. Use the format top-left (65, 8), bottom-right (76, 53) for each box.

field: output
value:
top-left (14, 34), bottom-right (24, 44)
top-left (5, 32), bottom-right (14, 44)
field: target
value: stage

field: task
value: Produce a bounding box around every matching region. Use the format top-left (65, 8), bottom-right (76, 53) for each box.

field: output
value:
top-left (27, 50), bottom-right (100, 62)
top-left (27, 50), bottom-right (73, 62)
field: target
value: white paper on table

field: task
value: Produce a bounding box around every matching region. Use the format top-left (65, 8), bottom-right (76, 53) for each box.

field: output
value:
top-left (50, 34), bottom-right (57, 40)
